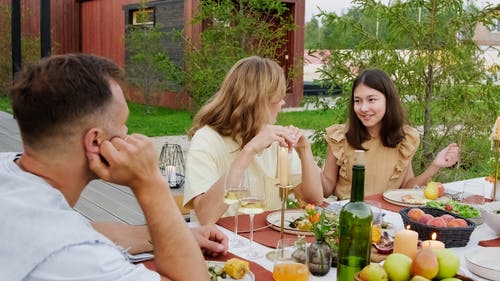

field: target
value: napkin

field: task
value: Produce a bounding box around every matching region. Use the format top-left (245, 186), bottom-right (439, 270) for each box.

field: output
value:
top-left (140, 252), bottom-right (273, 280)
top-left (478, 237), bottom-right (500, 247)
top-left (216, 211), bottom-right (316, 248)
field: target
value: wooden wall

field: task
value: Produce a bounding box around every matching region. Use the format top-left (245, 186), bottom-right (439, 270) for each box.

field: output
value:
top-left (0, 0), bottom-right (80, 54)
top-left (81, 0), bottom-right (138, 66)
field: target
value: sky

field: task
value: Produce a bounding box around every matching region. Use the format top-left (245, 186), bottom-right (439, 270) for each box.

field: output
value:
top-left (305, 0), bottom-right (500, 22)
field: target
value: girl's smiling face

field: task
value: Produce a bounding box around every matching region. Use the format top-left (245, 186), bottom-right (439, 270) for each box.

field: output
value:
top-left (353, 83), bottom-right (386, 135)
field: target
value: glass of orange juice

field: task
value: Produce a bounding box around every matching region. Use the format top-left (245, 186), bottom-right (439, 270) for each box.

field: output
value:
top-left (272, 239), bottom-right (310, 281)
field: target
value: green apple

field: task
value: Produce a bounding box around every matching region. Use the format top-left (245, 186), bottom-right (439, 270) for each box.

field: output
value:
top-left (440, 278), bottom-right (461, 281)
top-left (383, 253), bottom-right (412, 281)
top-left (435, 249), bottom-right (460, 279)
top-left (409, 275), bottom-right (431, 281)
top-left (359, 263), bottom-right (388, 281)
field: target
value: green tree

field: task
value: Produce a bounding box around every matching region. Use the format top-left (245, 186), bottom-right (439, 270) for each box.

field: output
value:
top-left (178, 0), bottom-right (297, 112)
top-left (125, 0), bottom-right (182, 114)
top-left (305, 17), bottom-right (321, 49)
top-left (316, 0), bottom-right (499, 181)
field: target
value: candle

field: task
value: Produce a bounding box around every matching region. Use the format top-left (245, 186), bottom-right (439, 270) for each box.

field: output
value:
top-left (393, 226), bottom-right (419, 260)
top-left (421, 233), bottom-right (445, 251)
top-left (278, 147), bottom-right (288, 186)
top-left (166, 165), bottom-right (176, 185)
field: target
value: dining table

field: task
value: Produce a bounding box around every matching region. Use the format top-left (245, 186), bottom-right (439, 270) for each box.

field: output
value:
top-left (142, 177), bottom-right (499, 280)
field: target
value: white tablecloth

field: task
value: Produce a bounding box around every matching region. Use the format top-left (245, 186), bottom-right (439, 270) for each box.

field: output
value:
top-left (193, 177), bottom-right (498, 280)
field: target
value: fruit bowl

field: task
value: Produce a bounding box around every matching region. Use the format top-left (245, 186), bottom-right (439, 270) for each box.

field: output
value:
top-left (355, 272), bottom-right (474, 281)
top-left (400, 207), bottom-right (475, 247)
top-left (480, 201), bottom-right (500, 235)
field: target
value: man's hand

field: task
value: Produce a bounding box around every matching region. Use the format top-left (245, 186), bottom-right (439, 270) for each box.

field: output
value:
top-left (190, 225), bottom-right (228, 257)
top-left (87, 134), bottom-right (163, 190)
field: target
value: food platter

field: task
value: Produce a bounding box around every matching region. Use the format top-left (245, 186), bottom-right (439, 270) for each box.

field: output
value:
top-left (464, 247), bottom-right (500, 280)
top-left (206, 261), bottom-right (255, 281)
top-left (265, 209), bottom-right (314, 236)
top-left (382, 189), bottom-right (449, 207)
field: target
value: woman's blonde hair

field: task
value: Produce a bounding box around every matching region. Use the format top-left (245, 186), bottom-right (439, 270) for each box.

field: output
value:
top-left (188, 56), bottom-right (286, 149)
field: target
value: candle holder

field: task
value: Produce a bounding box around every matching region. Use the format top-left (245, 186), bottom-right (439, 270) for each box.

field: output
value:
top-left (492, 140), bottom-right (499, 201)
top-left (265, 183), bottom-right (294, 262)
top-left (159, 143), bottom-right (185, 188)
top-left (277, 183), bottom-right (295, 239)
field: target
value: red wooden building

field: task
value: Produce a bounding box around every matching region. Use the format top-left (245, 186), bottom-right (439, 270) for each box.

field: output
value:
top-left (2, 0), bottom-right (305, 108)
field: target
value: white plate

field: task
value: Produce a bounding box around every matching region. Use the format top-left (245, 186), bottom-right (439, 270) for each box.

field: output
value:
top-left (464, 247), bottom-right (500, 280)
top-left (206, 260), bottom-right (255, 281)
top-left (382, 189), bottom-right (449, 207)
top-left (382, 189), bottom-right (428, 207)
top-left (265, 209), bottom-right (314, 236)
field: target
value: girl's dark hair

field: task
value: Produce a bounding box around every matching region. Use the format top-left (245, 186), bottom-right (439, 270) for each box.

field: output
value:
top-left (346, 69), bottom-right (407, 149)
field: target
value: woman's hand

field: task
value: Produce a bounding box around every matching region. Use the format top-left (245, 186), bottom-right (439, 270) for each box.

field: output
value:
top-left (284, 125), bottom-right (310, 150)
top-left (243, 125), bottom-right (291, 154)
top-left (432, 143), bottom-right (460, 168)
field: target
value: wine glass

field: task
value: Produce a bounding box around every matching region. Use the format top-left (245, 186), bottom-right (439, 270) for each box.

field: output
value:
top-left (272, 238), bottom-right (310, 281)
top-left (238, 176), bottom-right (266, 259)
top-left (224, 167), bottom-right (248, 248)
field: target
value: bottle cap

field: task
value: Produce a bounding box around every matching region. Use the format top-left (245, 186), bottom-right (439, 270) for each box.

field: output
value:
top-left (354, 150), bottom-right (365, 166)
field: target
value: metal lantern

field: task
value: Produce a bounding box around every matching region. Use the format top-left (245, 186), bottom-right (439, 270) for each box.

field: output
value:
top-left (159, 143), bottom-right (185, 188)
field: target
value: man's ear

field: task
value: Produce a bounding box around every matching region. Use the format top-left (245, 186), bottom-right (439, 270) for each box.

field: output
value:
top-left (83, 128), bottom-right (103, 154)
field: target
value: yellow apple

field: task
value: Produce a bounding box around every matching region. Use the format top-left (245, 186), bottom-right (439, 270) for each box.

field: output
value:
top-left (424, 182), bottom-right (439, 200)
top-left (359, 263), bottom-right (388, 281)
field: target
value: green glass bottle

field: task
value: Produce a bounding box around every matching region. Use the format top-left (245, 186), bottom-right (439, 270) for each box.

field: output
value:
top-left (337, 150), bottom-right (373, 281)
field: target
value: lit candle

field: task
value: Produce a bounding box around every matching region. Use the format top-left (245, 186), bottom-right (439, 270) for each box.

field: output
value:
top-left (393, 226), bottom-right (419, 260)
top-left (421, 232), bottom-right (445, 251)
top-left (166, 165), bottom-right (176, 185)
top-left (278, 147), bottom-right (288, 186)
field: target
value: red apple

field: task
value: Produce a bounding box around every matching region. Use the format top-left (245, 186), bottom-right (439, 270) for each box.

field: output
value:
top-left (437, 182), bottom-right (445, 197)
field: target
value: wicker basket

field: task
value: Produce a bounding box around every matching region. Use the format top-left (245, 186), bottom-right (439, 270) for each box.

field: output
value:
top-left (399, 207), bottom-right (475, 248)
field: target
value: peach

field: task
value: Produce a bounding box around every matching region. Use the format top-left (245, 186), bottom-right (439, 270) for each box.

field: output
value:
top-left (427, 217), bottom-right (446, 227)
top-left (418, 214), bottom-right (434, 224)
top-left (440, 214), bottom-right (455, 223)
top-left (447, 218), bottom-right (468, 227)
top-left (411, 248), bottom-right (439, 279)
top-left (408, 208), bottom-right (426, 222)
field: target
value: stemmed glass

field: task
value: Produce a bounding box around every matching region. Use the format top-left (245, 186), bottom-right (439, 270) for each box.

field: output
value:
top-left (238, 176), bottom-right (266, 259)
top-left (272, 238), bottom-right (310, 281)
top-left (224, 167), bottom-right (248, 248)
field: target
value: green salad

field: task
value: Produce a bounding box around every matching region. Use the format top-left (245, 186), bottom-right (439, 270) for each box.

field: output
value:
top-left (425, 201), bottom-right (480, 219)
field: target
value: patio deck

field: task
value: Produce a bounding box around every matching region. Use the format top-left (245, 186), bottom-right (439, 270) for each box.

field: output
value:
top-left (0, 111), bottom-right (184, 225)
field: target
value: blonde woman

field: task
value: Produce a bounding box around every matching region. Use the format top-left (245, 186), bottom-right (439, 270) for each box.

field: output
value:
top-left (183, 56), bottom-right (323, 224)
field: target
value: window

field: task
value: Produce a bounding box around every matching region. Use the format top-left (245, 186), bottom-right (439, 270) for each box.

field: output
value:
top-left (131, 8), bottom-right (154, 26)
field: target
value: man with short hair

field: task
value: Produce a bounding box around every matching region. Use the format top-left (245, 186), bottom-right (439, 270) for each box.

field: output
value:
top-left (0, 54), bottom-right (221, 280)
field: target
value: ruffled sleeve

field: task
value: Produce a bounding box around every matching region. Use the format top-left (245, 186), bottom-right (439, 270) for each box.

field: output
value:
top-left (325, 124), bottom-right (349, 179)
top-left (390, 125), bottom-right (420, 181)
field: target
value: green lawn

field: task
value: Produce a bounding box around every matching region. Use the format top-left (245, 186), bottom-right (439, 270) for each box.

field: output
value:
top-left (0, 95), bottom-right (338, 136)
